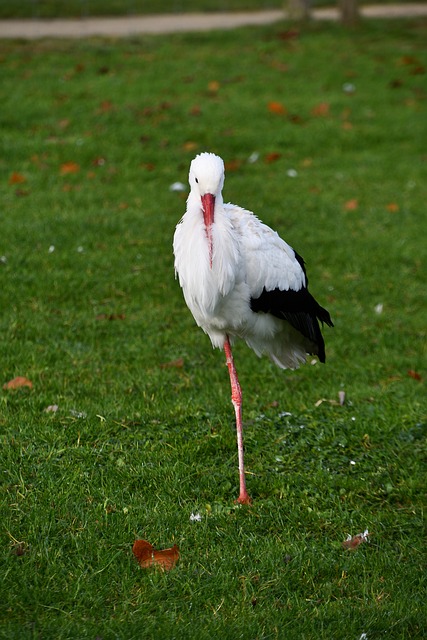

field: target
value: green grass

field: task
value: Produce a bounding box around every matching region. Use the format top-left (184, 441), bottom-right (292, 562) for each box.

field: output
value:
top-left (0, 0), bottom-right (284, 20)
top-left (1, 17), bottom-right (426, 640)
top-left (0, 0), bottom-right (419, 20)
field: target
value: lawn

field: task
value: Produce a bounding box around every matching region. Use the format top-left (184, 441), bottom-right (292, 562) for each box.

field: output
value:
top-left (1, 16), bottom-right (426, 640)
top-left (0, 0), bottom-right (418, 20)
top-left (0, 0), bottom-right (287, 20)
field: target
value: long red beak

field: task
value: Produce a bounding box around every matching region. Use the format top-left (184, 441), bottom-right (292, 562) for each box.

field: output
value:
top-left (201, 193), bottom-right (215, 267)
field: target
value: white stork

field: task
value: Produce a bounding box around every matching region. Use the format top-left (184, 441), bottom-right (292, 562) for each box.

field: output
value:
top-left (173, 152), bottom-right (333, 504)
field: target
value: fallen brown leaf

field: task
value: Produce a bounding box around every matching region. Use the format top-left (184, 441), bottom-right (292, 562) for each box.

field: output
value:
top-left (98, 100), bottom-right (114, 113)
top-left (207, 80), bottom-right (220, 93)
top-left (3, 376), bottom-right (33, 390)
top-left (265, 152), bottom-right (282, 164)
top-left (133, 539), bottom-right (179, 571)
top-left (11, 542), bottom-right (28, 557)
top-left (344, 199), bottom-right (358, 211)
top-left (140, 162), bottom-right (155, 171)
top-left (277, 28), bottom-right (299, 41)
top-left (386, 202), bottom-right (399, 213)
top-left (311, 102), bottom-right (330, 117)
top-left (268, 101), bottom-right (287, 115)
top-left (160, 358), bottom-right (184, 369)
top-left (60, 162), bottom-right (80, 176)
top-left (96, 313), bottom-right (126, 321)
top-left (399, 55), bottom-right (418, 66)
top-left (9, 172), bottom-right (26, 185)
top-left (288, 113), bottom-right (304, 124)
top-left (183, 141), bottom-right (198, 152)
top-left (407, 369), bottom-right (422, 381)
top-left (342, 529), bottom-right (369, 550)
top-left (224, 159), bottom-right (241, 172)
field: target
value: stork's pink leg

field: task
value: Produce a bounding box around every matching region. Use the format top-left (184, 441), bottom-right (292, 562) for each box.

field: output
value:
top-left (223, 337), bottom-right (252, 505)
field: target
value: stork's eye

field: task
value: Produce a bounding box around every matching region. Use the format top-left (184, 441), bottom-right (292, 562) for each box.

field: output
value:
top-left (195, 178), bottom-right (199, 184)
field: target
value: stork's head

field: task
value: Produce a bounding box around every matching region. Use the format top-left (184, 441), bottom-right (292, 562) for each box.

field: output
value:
top-left (189, 153), bottom-right (225, 267)
top-left (189, 152), bottom-right (225, 199)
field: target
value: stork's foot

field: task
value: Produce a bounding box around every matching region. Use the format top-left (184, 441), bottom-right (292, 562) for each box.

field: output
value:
top-left (235, 491), bottom-right (252, 506)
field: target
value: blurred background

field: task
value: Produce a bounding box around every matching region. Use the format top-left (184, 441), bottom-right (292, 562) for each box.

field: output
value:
top-left (1, 0), bottom-right (418, 20)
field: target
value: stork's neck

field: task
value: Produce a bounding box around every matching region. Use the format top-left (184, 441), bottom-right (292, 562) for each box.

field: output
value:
top-left (176, 196), bottom-right (240, 316)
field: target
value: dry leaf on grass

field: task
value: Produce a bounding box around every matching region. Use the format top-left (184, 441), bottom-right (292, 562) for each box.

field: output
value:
top-left (95, 313), bottom-right (126, 321)
top-left (9, 172), bottom-right (27, 185)
top-left (314, 396), bottom-right (344, 407)
top-left (267, 101), bottom-right (287, 115)
top-left (277, 28), bottom-right (299, 41)
top-left (133, 539), bottom-right (179, 571)
top-left (207, 80), bottom-right (220, 93)
top-left (344, 198), bottom-right (359, 211)
top-left (97, 100), bottom-right (114, 113)
top-left (224, 159), bottom-right (241, 172)
top-left (183, 141), bottom-right (198, 152)
top-left (3, 376), bottom-right (33, 390)
top-left (60, 162), bottom-right (80, 176)
top-left (386, 202), bottom-right (399, 213)
top-left (407, 369), bottom-right (422, 381)
top-left (311, 102), bottom-right (330, 117)
top-left (342, 529), bottom-right (369, 550)
top-left (265, 152), bottom-right (282, 164)
top-left (11, 542), bottom-right (28, 557)
top-left (159, 358), bottom-right (184, 369)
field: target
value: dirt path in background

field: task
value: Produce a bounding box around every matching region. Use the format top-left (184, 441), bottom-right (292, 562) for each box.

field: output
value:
top-left (0, 4), bottom-right (426, 39)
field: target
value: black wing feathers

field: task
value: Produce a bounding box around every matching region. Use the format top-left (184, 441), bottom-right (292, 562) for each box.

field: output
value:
top-left (293, 251), bottom-right (307, 280)
top-left (250, 286), bottom-right (333, 363)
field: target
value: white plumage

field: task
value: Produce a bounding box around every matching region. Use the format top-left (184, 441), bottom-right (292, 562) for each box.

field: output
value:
top-left (173, 152), bottom-right (333, 504)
